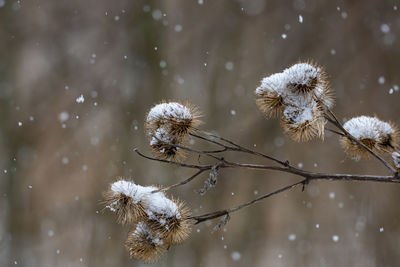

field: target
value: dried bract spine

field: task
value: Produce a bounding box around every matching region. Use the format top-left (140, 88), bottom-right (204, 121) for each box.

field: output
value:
top-left (125, 222), bottom-right (168, 264)
top-left (340, 116), bottom-right (399, 160)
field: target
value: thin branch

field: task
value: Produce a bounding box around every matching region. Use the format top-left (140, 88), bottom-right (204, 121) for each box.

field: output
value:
top-left (154, 169), bottom-right (206, 193)
top-left (190, 179), bottom-right (306, 224)
top-left (134, 148), bottom-right (213, 170)
top-left (136, 148), bottom-right (400, 194)
top-left (326, 128), bottom-right (345, 137)
top-left (191, 132), bottom-right (289, 167)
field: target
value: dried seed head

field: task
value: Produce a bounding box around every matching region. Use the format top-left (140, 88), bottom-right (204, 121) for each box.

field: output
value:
top-left (283, 62), bottom-right (326, 94)
top-left (149, 126), bottom-right (184, 160)
top-left (145, 101), bottom-right (201, 159)
top-left (255, 61), bottom-right (334, 141)
top-left (281, 106), bottom-right (325, 142)
top-left (280, 96), bottom-right (326, 142)
top-left (147, 199), bottom-right (193, 245)
top-left (105, 180), bottom-right (193, 262)
top-left (104, 179), bottom-right (147, 225)
top-left (146, 101), bottom-right (201, 137)
top-left (255, 73), bottom-right (287, 118)
top-left (125, 222), bottom-right (168, 264)
top-left (340, 116), bottom-right (399, 160)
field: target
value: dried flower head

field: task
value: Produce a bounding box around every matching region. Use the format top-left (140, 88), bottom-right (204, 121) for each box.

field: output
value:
top-left (148, 126), bottom-right (184, 159)
top-left (147, 198), bottom-right (193, 245)
top-left (340, 116), bottom-right (399, 159)
top-left (255, 62), bottom-right (334, 142)
top-left (283, 62), bottom-right (327, 94)
top-left (280, 98), bottom-right (325, 142)
top-left (105, 179), bottom-right (193, 263)
top-left (145, 101), bottom-right (201, 159)
top-left (104, 179), bottom-right (147, 225)
top-left (255, 73), bottom-right (287, 118)
top-left (392, 152), bottom-right (400, 169)
top-left (125, 221), bottom-right (168, 264)
top-left (146, 101), bottom-right (201, 136)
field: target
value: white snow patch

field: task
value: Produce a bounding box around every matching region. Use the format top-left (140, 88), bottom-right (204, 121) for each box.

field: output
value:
top-left (152, 9), bottom-right (162, 20)
top-left (231, 251), bottom-right (241, 261)
top-left (283, 63), bottom-right (319, 88)
top-left (225, 61), bottom-right (234, 71)
top-left (343, 116), bottom-right (394, 142)
top-left (159, 60), bottom-right (167, 68)
top-left (255, 72), bottom-right (288, 96)
top-left (392, 152), bottom-right (400, 168)
top-left (76, 94), bottom-right (85, 103)
top-left (58, 111), bottom-right (69, 122)
top-left (174, 24), bottom-right (183, 32)
top-left (380, 24), bottom-right (390, 33)
top-left (288, 234), bottom-right (296, 241)
top-left (147, 102), bottom-right (192, 122)
top-left (61, 157), bottom-right (69, 165)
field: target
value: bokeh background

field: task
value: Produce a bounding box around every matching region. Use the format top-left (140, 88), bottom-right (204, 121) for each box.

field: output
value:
top-left (1, 0), bottom-right (400, 266)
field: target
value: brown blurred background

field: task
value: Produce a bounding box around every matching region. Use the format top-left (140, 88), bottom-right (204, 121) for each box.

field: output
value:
top-left (1, 0), bottom-right (400, 266)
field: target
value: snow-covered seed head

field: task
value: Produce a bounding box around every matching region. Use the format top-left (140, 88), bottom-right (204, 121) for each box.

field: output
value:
top-left (283, 62), bottom-right (327, 94)
top-left (146, 101), bottom-right (201, 159)
top-left (255, 62), bottom-right (334, 141)
top-left (340, 116), bottom-right (399, 160)
top-left (280, 101), bottom-right (325, 142)
top-left (147, 198), bottom-right (193, 245)
top-left (392, 152), bottom-right (400, 169)
top-left (105, 179), bottom-right (194, 263)
top-left (125, 221), bottom-right (168, 264)
top-left (146, 101), bottom-right (201, 137)
top-left (255, 73), bottom-right (287, 118)
top-left (149, 126), bottom-right (184, 159)
top-left (104, 179), bottom-right (147, 225)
